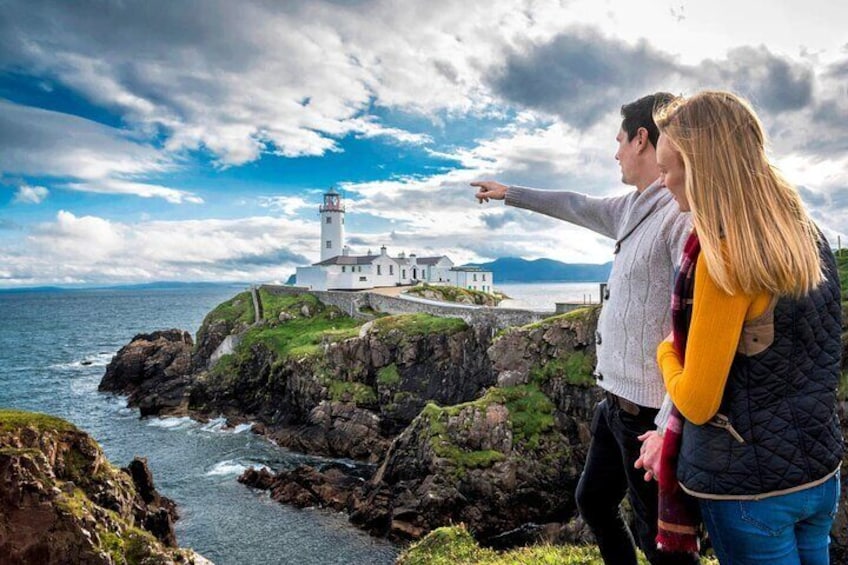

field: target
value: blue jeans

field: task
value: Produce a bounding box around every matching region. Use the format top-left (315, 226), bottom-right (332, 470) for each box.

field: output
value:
top-left (699, 471), bottom-right (840, 565)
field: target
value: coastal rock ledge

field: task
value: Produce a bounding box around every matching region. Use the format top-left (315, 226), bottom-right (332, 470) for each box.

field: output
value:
top-left (99, 288), bottom-right (848, 561)
top-left (0, 409), bottom-right (210, 565)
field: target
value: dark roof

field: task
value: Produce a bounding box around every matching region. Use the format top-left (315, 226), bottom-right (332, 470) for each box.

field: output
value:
top-left (450, 266), bottom-right (487, 272)
top-left (314, 254), bottom-right (381, 266)
top-left (415, 256), bottom-right (450, 266)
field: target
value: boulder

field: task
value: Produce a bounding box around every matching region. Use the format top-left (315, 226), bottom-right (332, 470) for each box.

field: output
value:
top-left (99, 330), bottom-right (194, 417)
top-left (0, 409), bottom-right (208, 564)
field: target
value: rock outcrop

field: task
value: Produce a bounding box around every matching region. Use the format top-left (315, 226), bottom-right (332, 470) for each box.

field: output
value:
top-left (99, 329), bottom-right (194, 417)
top-left (102, 291), bottom-right (497, 463)
top-left (100, 287), bottom-right (848, 559)
top-left (0, 409), bottom-right (209, 565)
top-left (232, 308), bottom-right (603, 543)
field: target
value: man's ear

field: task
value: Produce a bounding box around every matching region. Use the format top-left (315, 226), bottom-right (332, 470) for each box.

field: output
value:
top-left (636, 127), bottom-right (648, 149)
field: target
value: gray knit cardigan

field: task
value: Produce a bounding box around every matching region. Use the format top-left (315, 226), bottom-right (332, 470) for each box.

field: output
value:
top-left (506, 180), bottom-right (691, 411)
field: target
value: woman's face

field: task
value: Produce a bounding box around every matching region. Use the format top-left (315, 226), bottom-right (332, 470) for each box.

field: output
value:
top-left (656, 135), bottom-right (689, 211)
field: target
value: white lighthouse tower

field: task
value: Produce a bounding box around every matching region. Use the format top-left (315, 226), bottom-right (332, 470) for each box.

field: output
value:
top-left (319, 188), bottom-right (345, 261)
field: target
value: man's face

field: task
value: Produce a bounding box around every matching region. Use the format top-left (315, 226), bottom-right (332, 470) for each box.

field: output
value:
top-left (614, 127), bottom-right (640, 186)
top-left (656, 135), bottom-right (689, 211)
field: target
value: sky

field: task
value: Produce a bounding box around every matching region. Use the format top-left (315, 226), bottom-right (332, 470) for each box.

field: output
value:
top-left (1, 0), bottom-right (847, 287)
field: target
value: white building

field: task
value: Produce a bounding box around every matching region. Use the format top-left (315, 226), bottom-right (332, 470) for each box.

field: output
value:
top-left (295, 189), bottom-right (494, 292)
top-left (449, 266), bottom-right (493, 293)
top-left (319, 189), bottom-right (344, 262)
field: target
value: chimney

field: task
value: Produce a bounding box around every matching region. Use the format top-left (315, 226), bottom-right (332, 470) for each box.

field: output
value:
top-left (367, 249), bottom-right (373, 256)
top-left (380, 245), bottom-right (387, 256)
top-left (342, 246), bottom-right (351, 256)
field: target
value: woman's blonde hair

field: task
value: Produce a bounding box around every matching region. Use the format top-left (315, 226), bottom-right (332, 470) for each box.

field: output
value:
top-left (655, 90), bottom-right (822, 297)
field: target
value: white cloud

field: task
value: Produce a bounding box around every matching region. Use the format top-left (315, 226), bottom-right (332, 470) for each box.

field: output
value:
top-left (4, 211), bottom-right (317, 286)
top-left (0, 100), bottom-right (200, 203)
top-left (66, 180), bottom-right (203, 205)
top-left (2, 0), bottom-right (848, 284)
top-left (14, 185), bottom-right (49, 204)
top-left (0, 0), bottom-right (582, 167)
top-left (258, 196), bottom-right (313, 216)
top-left (339, 118), bottom-right (624, 264)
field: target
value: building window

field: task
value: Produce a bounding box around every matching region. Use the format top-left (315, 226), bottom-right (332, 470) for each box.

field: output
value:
top-left (402, 270), bottom-right (406, 278)
top-left (377, 265), bottom-right (382, 275)
top-left (342, 218), bottom-right (345, 224)
top-left (326, 240), bottom-right (332, 248)
top-left (326, 216), bottom-right (332, 224)
top-left (358, 266), bottom-right (362, 272)
top-left (342, 266), bottom-right (346, 272)
top-left (473, 274), bottom-right (477, 281)
top-left (359, 276), bottom-right (367, 282)
top-left (389, 265), bottom-right (394, 275)
top-left (483, 274), bottom-right (486, 281)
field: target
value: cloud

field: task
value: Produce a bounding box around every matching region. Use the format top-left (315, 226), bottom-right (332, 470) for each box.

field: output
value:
top-left (14, 185), bottom-right (49, 204)
top-left (490, 28), bottom-right (679, 128)
top-left (0, 100), bottom-right (201, 203)
top-left (66, 180), bottom-right (203, 205)
top-left (258, 196), bottom-right (313, 216)
top-left (694, 46), bottom-right (814, 113)
top-left (0, 0), bottom-right (587, 166)
top-left (1, 211), bottom-right (319, 286)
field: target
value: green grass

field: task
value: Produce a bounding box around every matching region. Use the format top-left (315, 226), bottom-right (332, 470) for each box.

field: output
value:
top-left (834, 249), bottom-right (848, 299)
top-left (398, 524), bottom-right (715, 565)
top-left (489, 385), bottom-right (556, 450)
top-left (327, 380), bottom-right (378, 406)
top-left (406, 284), bottom-right (505, 306)
top-left (419, 384), bottom-right (556, 469)
top-left (258, 289), bottom-right (322, 322)
top-left (372, 313), bottom-right (468, 337)
top-left (419, 403), bottom-right (506, 472)
top-left (199, 291), bottom-right (255, 328)
top-left (522, 306), bottom-right (598, 332)
top-left (0, 409), bottom-right (78, 433)
top-left (530, 352), bottom-right (595, 387)
top-left (238, 311), bottom-right (362, 359)
top-left (377, 363), bottom-right (401, 386)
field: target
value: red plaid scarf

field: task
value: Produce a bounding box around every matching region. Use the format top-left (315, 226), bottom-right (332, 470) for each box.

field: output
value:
top-left (656, 231), bottom-right (701, 553)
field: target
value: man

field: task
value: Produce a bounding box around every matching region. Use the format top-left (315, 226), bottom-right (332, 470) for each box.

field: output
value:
top-left (471, 93), bottom-right (698, 565)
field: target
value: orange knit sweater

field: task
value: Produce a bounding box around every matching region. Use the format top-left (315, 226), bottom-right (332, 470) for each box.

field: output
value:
top-left (657, 259), bottom-right (771, 425)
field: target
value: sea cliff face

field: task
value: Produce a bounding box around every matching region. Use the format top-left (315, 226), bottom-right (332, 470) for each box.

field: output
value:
top-left (100, 288), bottom-right (848, 560)
top-left (0, 409), bottom-right (209, 565)
top-left (101, 290), bottom-right (497, 463)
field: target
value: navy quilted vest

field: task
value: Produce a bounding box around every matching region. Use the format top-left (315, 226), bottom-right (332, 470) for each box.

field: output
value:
top-left (678, 240), bottom-right (844, 497)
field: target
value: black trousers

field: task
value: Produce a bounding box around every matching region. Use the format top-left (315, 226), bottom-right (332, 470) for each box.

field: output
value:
top-left (576, 398), bottom-right (700, 565)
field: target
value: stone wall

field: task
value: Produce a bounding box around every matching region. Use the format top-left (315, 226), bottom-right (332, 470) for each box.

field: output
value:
top-left (260, 285), bottom-right (550, 330)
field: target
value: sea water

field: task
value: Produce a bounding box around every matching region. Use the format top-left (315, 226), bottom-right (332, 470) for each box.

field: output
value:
top-left (0, 286), bottom-right (399, 565)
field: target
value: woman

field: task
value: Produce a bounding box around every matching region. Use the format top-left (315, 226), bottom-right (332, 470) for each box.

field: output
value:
top-left (652, 91), bottom-right (843, 563)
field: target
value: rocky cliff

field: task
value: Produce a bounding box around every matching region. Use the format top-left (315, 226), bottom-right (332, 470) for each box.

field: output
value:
top-left (0, 409), bottom-right (208, 565)
top-left (239, 308), bottom-right (602, 543)
top-left (101, 288), bottom-right (848, 560)
top-left (101, 289), bottom-right (497, 462)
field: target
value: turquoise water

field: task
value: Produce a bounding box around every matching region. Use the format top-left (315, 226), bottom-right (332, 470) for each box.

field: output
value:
top-left (0, 286), bottom-right (400, 565)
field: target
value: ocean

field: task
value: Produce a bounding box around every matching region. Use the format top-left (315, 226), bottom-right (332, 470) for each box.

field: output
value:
top-left (0, 285), bottom-right (399, 565)
top-left (0, 282), bottom-right (600, 564)
top-left (496, 281), bottom-right (606, 311)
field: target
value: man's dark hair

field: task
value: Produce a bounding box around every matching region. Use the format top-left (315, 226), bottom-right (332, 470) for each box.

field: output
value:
top-left (620, 92), bottom-right (675, 148)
